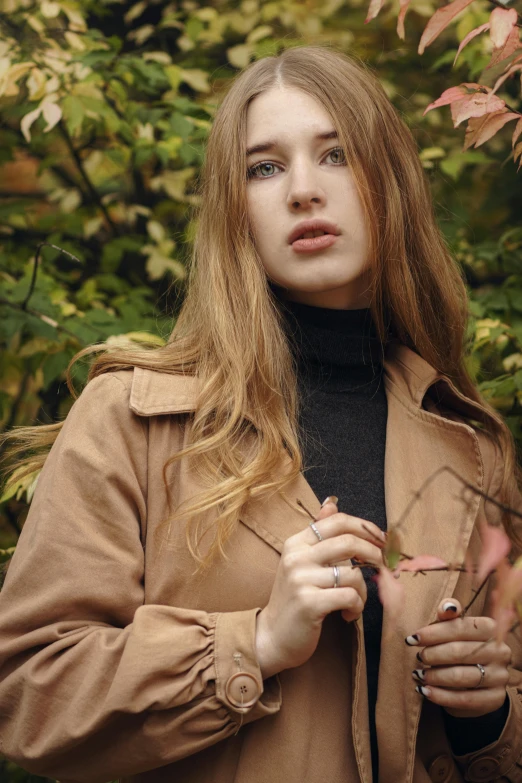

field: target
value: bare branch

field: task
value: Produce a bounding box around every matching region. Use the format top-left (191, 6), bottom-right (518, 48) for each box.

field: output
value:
top-left (21, 242), bottom-right (82, 311)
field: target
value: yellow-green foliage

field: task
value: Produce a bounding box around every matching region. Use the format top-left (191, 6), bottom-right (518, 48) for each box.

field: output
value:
top-left (0, 2), bottom-right (521, 778)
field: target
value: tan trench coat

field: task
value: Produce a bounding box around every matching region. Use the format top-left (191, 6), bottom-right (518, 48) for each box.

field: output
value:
top-left (0, 339), bottom-right (522, 783)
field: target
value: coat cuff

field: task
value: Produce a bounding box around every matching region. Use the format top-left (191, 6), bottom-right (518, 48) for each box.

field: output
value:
top-left (214, 607), bottom-right (282, 727)
top-left (452, 688), bottom-right (522, 782)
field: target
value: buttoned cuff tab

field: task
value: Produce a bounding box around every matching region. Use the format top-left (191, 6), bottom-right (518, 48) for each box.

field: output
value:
top-left (452, 689), bottom-right (522, 782)
top-left (214, 608), bottom-right (282, 721)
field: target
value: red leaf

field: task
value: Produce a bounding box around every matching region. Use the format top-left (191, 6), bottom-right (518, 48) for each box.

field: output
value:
top-left (453, 23), bottom-right (490, 67)
top-left (418, 0), bottom-right (476, 55)
top-left (364, 0), bottom-right (386, 25)
top-left (395, 555), bottom-right (448, 573)
top-left (484, 26), bottom-right (521, 71)
top-left (374, 567), bottom-right (404, 639)
top-left (489, 7), bottom-right (518, 50)
top-left (463, 110), bottom-right (520, 150)
top-left (396, 0), bottom-right (412, 40)
top-left (423, 84), bottom-right (482, 116)
top-left (451, 90), bottom-right (506, 128)
top-left (476, 522), bottom-right (512, 584)
top-left (490, 558), bottom-right (522, 643)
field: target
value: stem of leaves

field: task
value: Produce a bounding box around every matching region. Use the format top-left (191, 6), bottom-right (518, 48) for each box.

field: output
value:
top-left (58, 122), bottom-right (119, 236)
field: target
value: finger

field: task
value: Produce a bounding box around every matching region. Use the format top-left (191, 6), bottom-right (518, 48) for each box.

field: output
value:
top-left (406, 615), bottom-right (496, 647)
top-left (307, 513), bottom-right (387, 551)
top-left (299, 564), bottom-right (367, 600)
top-left (416, 639), bottom-right (512, 668)
top-left (436, 597), bottom-right (462, 622)
top-left (414, 684), bottom-right (508, 715)
top-left (315, 497), bottom-right (339, 521)
top-left (413, 664), bottom-right (509, 690)
top-left (311, 534), bottom-right (385, 569)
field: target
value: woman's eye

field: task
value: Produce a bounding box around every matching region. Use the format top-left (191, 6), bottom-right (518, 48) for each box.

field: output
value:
top-left (248, 162), bottom-right (279, 179)
top-left (246, 146), bottom-right (346, 180)
top-left (328, 147), bottom-right (346, 165)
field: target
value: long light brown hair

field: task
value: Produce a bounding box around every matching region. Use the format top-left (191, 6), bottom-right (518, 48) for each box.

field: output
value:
top-left (2, 44), bottom-right (522, 574)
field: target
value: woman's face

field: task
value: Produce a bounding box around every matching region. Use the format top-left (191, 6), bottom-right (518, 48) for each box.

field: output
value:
top-left (246, 86), bottom-right (372, 310)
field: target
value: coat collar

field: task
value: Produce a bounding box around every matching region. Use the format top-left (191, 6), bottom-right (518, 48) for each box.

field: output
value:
top-left (128, 341), bottom-right (496, 783)
top-left (129, 339), bottom-right (487, 421)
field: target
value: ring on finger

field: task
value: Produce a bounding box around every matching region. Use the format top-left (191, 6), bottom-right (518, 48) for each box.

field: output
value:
top-left (309, 521), bottom-right (323, 542)
top-left (332, 564), bottom-right (340, 588)
top-left (472, 663), bottom-right (486, 689)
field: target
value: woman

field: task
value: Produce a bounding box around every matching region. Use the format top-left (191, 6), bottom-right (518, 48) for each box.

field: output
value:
top-left (0, 44), bottom-right (521, 783)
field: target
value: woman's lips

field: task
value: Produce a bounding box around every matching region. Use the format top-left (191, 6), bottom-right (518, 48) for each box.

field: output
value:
top-left (291, 233), bottom-right (339, 253)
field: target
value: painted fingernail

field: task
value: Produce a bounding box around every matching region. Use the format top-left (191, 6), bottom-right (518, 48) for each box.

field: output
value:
top-left (322, 496), bottom-right (338, 507)
top-left (442, 601), bottom-right (457, 613)
top-left (412, 669), bottom-right (425, 681)
top-left (415, 685), bottom-right (431, 697)
top-left (405, 634), bottom-right (420, 645)
top-left (416, 651), bottom-right (424, 663)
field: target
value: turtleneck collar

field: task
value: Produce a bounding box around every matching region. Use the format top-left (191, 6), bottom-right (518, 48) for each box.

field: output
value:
top-left (276, 295), bottom-right (387, 392)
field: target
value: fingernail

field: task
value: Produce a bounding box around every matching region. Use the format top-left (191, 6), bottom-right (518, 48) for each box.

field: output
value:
top-left (415, 685), bottom-right (431, 697)
top-left (322, 496), bottom-right (338, 507)
top-left (412, 669), bottom-right (425, 681)
top-left (405, 634), bottom-right (420, 645)
top-left (416, 651), bottom-right (424, 663)
top-left (442, 601), bottom-right (457, 613)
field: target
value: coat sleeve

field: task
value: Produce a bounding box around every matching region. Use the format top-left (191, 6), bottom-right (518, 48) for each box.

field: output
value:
top-left (449, 434), bottom-right (522, 782)
top-left (0, 373), bottom-right (282, 783)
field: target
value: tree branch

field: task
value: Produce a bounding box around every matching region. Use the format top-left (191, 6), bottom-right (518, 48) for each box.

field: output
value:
top-left (21, 243), bottom-right (82, 311)
top-left (58, 122), bottom-right (119, 235)
top-left (0, 297), bottom-right (105, 342)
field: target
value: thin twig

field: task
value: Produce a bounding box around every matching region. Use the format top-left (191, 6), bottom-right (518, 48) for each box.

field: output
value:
top-left (58, 122), bottom-right (118, 235)
top-left (462, 573), bottom-right (491, 617)
top-left (0, 297), bottom-right (104, 341)
top-left (21, 243), bottom-right (82, 311)
top-left (459, 620), bottom-right (521, 662)
top-left (394, 464), bottom-right (522, 537)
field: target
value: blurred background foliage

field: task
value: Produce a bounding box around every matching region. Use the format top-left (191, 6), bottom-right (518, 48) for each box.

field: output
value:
top-left (0, 0), bottom-right (521, 778)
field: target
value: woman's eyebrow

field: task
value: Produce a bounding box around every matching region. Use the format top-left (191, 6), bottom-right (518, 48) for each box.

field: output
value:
top-left (246, 130), bottom-right (338, 158)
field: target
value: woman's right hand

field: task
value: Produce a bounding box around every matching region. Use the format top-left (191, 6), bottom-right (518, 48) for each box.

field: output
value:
top-left (255, 497), bottom-right (386, 679)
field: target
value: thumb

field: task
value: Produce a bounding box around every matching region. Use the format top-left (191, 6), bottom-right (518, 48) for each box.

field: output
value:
top-left (437, 597), bottom-right (462, 622)
top-left (315, 496), bottom-right (339, 521)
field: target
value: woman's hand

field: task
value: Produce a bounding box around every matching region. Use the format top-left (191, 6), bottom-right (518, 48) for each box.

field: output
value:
top-left (255, 497), bottom-right (386, 679)
top-left (406, 598), bottom-right (512, 718)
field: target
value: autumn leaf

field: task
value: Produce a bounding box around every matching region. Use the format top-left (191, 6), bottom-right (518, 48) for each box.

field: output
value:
top-left (491, 557), bottom-right (522, 643)
top-left (418, 0), bottom-right (476, 55)
top-left (374, 567), bottom-right (404, 639)
top-left (476, 522), bottom-right (512, 584)
top-left (395, 555), bottom-right (448, 573)
top-left (489, 7), bottom-right (518, 51)
top-left (383, 528), bottom-right (402, 571)
top-left (453, 24), bottom-right (490, 67)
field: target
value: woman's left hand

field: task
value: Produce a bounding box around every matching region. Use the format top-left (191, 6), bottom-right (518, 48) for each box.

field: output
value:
top-left (405, 598), bottom-right (512, 718)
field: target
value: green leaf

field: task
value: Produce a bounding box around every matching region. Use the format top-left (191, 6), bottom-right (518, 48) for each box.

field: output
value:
top-left (42, 350), bottom-right (74, 390)
top-left (62, 96), bottom-right (87, 136)
top-left (134, 146), bottom-right (155, 167)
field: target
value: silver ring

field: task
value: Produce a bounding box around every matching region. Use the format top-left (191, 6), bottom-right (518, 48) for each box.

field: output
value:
top-left (332, 565), bottom-right (340, 588)
top-left (309, 521), bottom-right (323, 541)
top-left (472, 663), bottom-right (486, 689)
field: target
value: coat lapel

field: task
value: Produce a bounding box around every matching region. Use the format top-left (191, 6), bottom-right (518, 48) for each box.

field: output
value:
top-left (376, 350), bottom-right (486, 783)
top-left (128, 342), bottom-right (496, 783)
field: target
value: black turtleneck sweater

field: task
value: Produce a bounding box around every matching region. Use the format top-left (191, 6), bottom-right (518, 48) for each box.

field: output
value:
top-left (276, 295), bottom-right (509, 780)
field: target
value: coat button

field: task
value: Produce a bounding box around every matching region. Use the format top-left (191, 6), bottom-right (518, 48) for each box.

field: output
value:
top-left (428, 754), bottom-right (454, 782)
top-left (466, 756), bottom-right (500, 782)
top-left (225, 671), bottom-right (262, 710)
